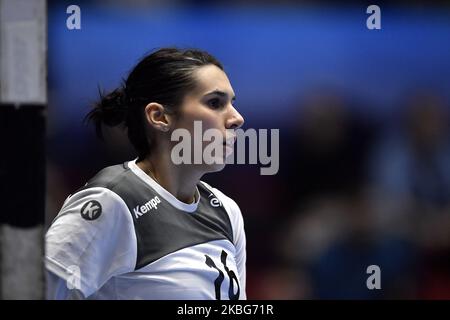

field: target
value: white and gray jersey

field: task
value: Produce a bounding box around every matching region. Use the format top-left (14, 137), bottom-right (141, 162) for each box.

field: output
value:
top-left (45, 160), bottom-right (246, 300)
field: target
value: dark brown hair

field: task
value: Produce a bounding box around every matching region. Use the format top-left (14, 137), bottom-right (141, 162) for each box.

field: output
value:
top-left (86, 47), bottom-right (223, 160)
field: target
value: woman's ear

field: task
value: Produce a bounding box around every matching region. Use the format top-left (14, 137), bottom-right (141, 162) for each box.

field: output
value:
top-left (144, 102), bottom-right (171, 132)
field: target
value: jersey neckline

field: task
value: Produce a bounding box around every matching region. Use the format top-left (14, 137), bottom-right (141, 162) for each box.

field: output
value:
top-left (127, 159), bottom-right (200, 213)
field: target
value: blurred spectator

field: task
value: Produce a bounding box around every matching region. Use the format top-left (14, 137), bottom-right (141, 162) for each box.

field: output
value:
top-left (368, 91), bottom-right (450, 298)
top-left (285, 91), bottom-right (373, 213)
top-left (280, 190), bottom-right (418, 299)
top-left (370, 92), bottom-right (450, 209)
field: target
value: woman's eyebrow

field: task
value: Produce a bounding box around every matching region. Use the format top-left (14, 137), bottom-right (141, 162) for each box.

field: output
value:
top-left (204, 90), bottom-right (236, 101)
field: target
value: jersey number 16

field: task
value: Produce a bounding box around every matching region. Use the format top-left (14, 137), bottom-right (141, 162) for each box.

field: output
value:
top-left (205, 250), bottom-right (240, 300)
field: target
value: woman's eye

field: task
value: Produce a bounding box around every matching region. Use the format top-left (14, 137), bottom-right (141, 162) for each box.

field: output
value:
top-left (208, 98), bottom-right (223, 109)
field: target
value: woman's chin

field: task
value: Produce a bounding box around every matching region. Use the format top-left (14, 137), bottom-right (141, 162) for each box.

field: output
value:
top-left (207, 160), bottom-right (227, 172)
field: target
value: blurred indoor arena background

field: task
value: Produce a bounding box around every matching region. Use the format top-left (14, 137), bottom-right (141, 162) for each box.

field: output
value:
top-left (1, 0), bottom-right (450, 299)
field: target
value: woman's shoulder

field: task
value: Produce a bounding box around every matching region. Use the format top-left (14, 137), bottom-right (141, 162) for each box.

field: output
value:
top-left (74, 162), bottom-right (132, 193)
top-left (56, 162), bottom-right (138, 219)
top-left (66, 160), bottom-right (142, 203)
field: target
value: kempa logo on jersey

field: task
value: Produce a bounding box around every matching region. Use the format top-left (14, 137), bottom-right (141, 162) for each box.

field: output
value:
top-left (80, 200), bottom-right (102, 220)
top-left (134, 196), bottom-right (161, 219)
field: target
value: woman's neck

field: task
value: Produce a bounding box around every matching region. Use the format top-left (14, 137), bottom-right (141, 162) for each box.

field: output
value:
top-left (136, 153), bottom-right (201, 204)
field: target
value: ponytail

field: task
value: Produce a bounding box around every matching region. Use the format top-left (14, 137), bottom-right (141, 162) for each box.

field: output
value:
top-left (85, 86), bottom-right (129, 139)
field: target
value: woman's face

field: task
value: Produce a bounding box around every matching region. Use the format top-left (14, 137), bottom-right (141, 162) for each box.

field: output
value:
top-left (171, 64), bottom-right (245, 171)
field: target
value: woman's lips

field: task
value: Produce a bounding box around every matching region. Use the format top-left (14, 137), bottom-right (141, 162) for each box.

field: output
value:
top-left (223, 136), bottom-right (236, 157)
top-left (224, 135), bottom-right (236, 147)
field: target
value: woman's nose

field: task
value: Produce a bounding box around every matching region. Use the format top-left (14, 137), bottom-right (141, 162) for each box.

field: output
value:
top-left (226, 105), bottom-right (245, 130)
